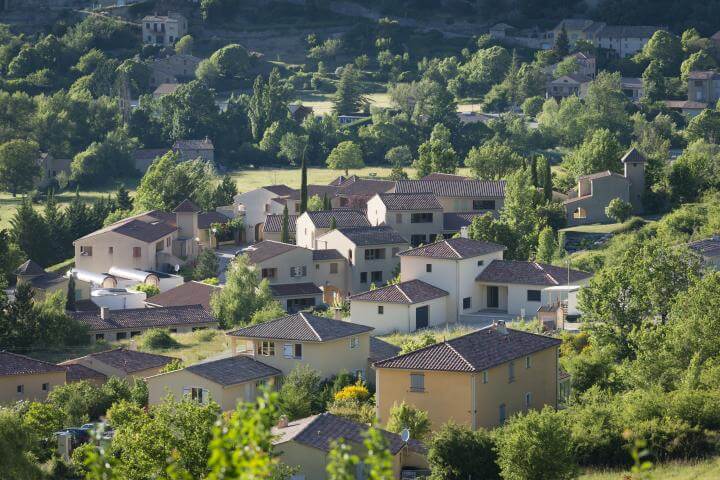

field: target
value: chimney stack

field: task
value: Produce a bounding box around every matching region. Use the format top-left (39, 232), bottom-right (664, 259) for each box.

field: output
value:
top-left (493, 320), bottom-right (508, 335)
top-left (100, 307), bottom-right (110, 320)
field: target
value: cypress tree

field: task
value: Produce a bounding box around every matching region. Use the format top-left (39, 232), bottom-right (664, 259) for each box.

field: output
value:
top-left (280, 205), bottom-right (290, 243)
top-left (554, 25), bottom-right (570, 58)
top-left (116, 184), bottom-right (133, 211)
top-left (44, 192), bottom-right (65, 264)
top-left (64, 190), bottom-right (90, 244)
top-left (322, 194), bottom-right (331, 210)
top-left (10, 197), bottom-right (50, 266)
top-left (66, 274), bottom-right (76, 311)
top-left (300, 153), bottom-right (308, 214)
top-left (542, 156), bottom-right (553, 203)
top-left (332, 64), bottom-right (366, 115)
top-left (530, 156), bottom-right (538, 187)
top-left (330, 216), bottom-right (337, 230)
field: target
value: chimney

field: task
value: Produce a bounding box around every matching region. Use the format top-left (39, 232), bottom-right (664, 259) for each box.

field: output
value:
top-left (129, 340), bottom-right (138, 351)
top-left (276, 415), bottom-right (289, 428)
top-left (100, 307), bottom-right (110, 320)
top-left (494, 320), bottom-right (508, 335)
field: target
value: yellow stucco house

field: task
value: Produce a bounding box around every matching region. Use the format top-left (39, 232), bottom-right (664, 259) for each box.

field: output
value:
top-left (374, 322), bottom-right (562, 430)
top-left (0, 352), bottom-right (67, 404)
top-left (272, 412), bottom-right (428, 479)
top-left (60, 347), bottom-right (177, 381)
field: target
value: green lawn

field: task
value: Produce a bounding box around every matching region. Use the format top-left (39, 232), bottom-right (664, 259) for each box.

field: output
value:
top-left (580, 457), bottom-right (720, 479)
top-left (379, 324), bottom-right (479, 348)
top-left (292, 91), bottom-right (394, 115)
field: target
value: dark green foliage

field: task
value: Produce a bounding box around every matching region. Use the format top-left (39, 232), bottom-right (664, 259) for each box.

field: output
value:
top-left (279, 365), bottom-right (325, 420)
top-left (333, 64), bottom-right (366, 115)
top-left (280, 205), bottom-right (290, 243)
top-left (65, 274), bottom-right (75, 311)
top-left (300, 154), bottom-right (308, 213)
top-left (139, 328), bottom-right (180, 350)
top-left (193, 248), bottom-right (220, 281)
top-left (554, 26), bottom-right (570, 57)
top-left (10, 197), bottom-right (50, 266)
top-left (116, 184), bottom-right (133, 211)
top-left (214, 174), bottom-right (238, 207)
top-left (427, 422), bottom-right (500, 480)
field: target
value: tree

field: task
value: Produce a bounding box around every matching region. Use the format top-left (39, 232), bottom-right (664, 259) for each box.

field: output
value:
top-left (668, 140), bottom-right (720, 202)
top-left (385, 402), bottom-right (431, 442)
top-left (66, 274), bottom-right (76, 311)
top-left (213, 174), bottom-right (237, 207)
top-left (495, 407), bottom-right (578, 480)
top-left (326, 141), bottom-right (365, 176)
top-left (210, 255), bottom-right (275, 327)
top-left (427, 422), bottom-right (500, 480)
top-left (247, 68), bottom-right (291, 142)
top-left (175, 35), bottom-right (194, 55)
top-left (307, 195), bottom-right (323, 211)
top-left (116, 184), bottom-right (132, 211)
top-left (43, 192), bottom-right (65, 264)
top-left (279, 365), bottom-right (324, 420)
top-left (686, 109), bottom-right (720, 144)
top-left (605, 198), bottom-right (632, 223)
top-left (70, 129), bottom-right (137, 186)
top-left (280, 205), bottom-right (290, 243)
top-left (193, 248), bottom-right (219, 281)
top-left (540, 155), bottom-right (553, 202)
top-left (641, 60), bottom-right (667, 103)
top-left (554, 25), bottom-right (570, 57)
top-left (0, 139), bottom-right (39, 196)
top-left (10, 197), bottom-right (50, 265)
top-left (553, 56), bottom-right (579, 78)
top-left (465, 140), bottom-right (523, 180)
top-left (414, 123), bottom-right (458, 178)
top-left (637, 30), bottom-right (683, 74)
top-left (386, 145), bottom-right (412, 180)
top-left (299, 150), bottom-right (308, 213)
top-left (458, 46), bottom-right (511, 97)
top-left (333, 64), bottom-right (366, 115)
top-left (680, 49), bottom-right (716, 81)
top-left (563, 128), bottom-right (624, 179)
top-left (535, 226), bottom-right (557, 263)
top-left (0, 407), bottom-right (42, 480)
top-left (501, 169), bottom-right (541, 260)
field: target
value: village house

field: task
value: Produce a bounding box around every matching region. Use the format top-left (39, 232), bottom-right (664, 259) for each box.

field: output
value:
top-left (295, 210), bottom-right (370, 249)
top-left (173, 138), bottom-right (215, 163)
top-left (35, 152), bottom-right (71, 188)
top-left (145, 280), bottom-right (220, 311)
top-left (272, 413), bottom-right (428, 479)
top-left (374, 322), bottom-right (562, 430)
top-left (687, 235), bottom-right (720, 269)
top-left (315, 226), bottom-right (409, 294)
top-left (233, 185), bottom-right (297, 243)
top-left (148, 54), bottom-right (201, 88)
top-left (366, 193), bottom-right (444, 247)
top-left (0, 352), bottom-right (66, 404)
top-left (60, 348), bottom-right (177, 381)
top-left (15, 259), bottom-right (68, 300)
top-left (142, 12), bottom-right (187, 46)
top-left (228, 312), bottom-right (373, 380)
top-left (687, 70), bottom-right (720, 104)
top-left (146, 355), bottom-right (281, 410)
top-left (563, 148), bottom-right (646, 225)
top-left (330, 175), bottom-right (395, 209)
top-left (152, 83), bottom-right (180, 98)
top-left (262, 213), bottom-right (298, 243)
top-left (547, 74), bottom-right (589, 100)
top-left (392, 178), bottom-right (505, 214)
top-left (549, 19), bottom-right (657, 58)
top-left (64, 363), bottom-right (108, 386)
top-left (72, 304), bottom-right (219, 343)
top-left (133, 148), bottom-right (169, 172)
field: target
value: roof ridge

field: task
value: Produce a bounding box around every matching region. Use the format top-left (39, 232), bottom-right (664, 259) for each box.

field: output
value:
top-left (444, 341), bottom-right (476, 371)
top-left (300, 312), bottom-right (323, 341)
top-left (443, 240), bottom-right (462, 259)
top-left (1, 350), bottom-right (65, 368)
top-left (395, 284), bottom-right (412, 303)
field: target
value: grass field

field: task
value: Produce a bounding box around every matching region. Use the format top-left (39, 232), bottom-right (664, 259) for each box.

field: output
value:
top-left (379, 324), bottom-right (479, 348)
top-left (580, 457), bottom-right (720, 479)
top-left (293, 91), bottom-right (394, 115)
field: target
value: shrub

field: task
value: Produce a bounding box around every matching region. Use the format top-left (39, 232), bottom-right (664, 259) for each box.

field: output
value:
top-left (605, 197), bottom-right (633, 223)
top-left (140, 328), bottom-right (180, 350)
top-left (106, 399), bottom-right (144, 429)
top-left (627, 417), bottom-right (713, 461)
top-left (279, 365), bottom-right (324, 420)
top-left (159, 358), bottom-right (184, 373)
top-left (132, 283), bottom-right (160, 297)
top-left (334, 384), bottom-right (370, 403)
top-left (400, 332), bottom-right (436, 354)
top-left (522, 96), bottom-right (545, 117)
top-left (200, 277), bottom-right (219, 285)
top-left (428, 422), bottom-right (500, 480)
top-left (194, 329), bottom-right (218, 342)
top-left (386, 402), bottom-right (431, 442)
top-left (327, 398), bottom-right (376, 424)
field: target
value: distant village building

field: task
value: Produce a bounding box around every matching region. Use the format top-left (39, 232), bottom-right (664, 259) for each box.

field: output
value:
top-left (60, 348), bottom-right (177, 381)
top-left (148, 54), bottom-right (201, 88)
top-left (550, 19), bottom-right (658, 58)
top-left (142, 12), bottom-right (187, 46)
top-left (173, 138), bottom-right (215, 163)
top-left (153, 83), bottom-right (181, 98)
top-left (0, 352), bottom-right (66, 403)
top-left (15, 259), bottom-right (68, 300)
top-left (687, 235), bottom-right (720, 269)
top-left (35, 152), bottom-right (71, 188)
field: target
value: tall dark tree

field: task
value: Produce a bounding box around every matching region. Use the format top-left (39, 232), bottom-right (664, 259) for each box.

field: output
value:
top-left (554, 26), bottom-right (570, 58)
top-left (214, 175), bottom-right (238, 207)
top-left (10, 197), bottom-right (50, 266)
top-left (322, 194), bottom-right (331, 210)
top-left (65, 274), bottom-right (76, 311)
top-left (299, 152), bottom-right (308, 214)
top-left (529, 156), bottom-right (538, 187)
top-left (280, 205), bottom-right (290, 243)
top-left (116, 184), bottom-right (133, 211)
top-left (330, 216), bottom-right (337, 230)
top-left (542, 156), bottom-right (553, 203)
top-left (43, 192), bottom-right (65, 264)
top-left (63, 191), bottom-right (91, 251)
top-left (333, 64), bottom-right (366, 115)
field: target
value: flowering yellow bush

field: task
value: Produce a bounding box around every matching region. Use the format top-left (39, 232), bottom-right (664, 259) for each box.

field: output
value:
top-left (334, 384), bottom-right (370, 403)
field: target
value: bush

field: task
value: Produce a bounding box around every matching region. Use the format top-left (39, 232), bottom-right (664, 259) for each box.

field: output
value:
top-left (327, 398), bottom-right (376, 424)
top-left (427, 422), bottom-right (500, 480)
top-left (132, 283), bottom-right (160, 297)
top-left (386, 402), bottom-right (431, 442)
top-left (522, 96), bottom-right (545, 118)
top-left (159, 358), bottom-right (184, 373)
top-left (201, 277), bottom-right (219, 285)
top-left (194, 329), bottom-right (217, 342)
top-left (400, 332), bottom-right (436, 354)
top-left (140, 328), bottom-right (180, 350)
top-left (627, 417), bottom-right (713, 461)
top-left (334, 384), bottom-right (370, 403)
top-left (605, 198), bottom-right (633, 223)
top-left (279, 365), bottom-right (324, 420)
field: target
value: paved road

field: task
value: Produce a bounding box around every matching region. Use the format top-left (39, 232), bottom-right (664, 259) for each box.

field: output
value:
top-left (215, 245), bottom-right (238, 284)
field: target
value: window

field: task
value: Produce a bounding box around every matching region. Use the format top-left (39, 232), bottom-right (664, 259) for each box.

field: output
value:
top-left (258, 341), bottom-right (275, 356)
top-left (410, 234), bottom-right (426, 247)
top-left (166, 237), bottom-right (171, 247)
top-left (283, 343), bottom-right (302, 359)
top-left (463, 297), bottom-right (471, 309)
top-left (108, 246), bottom-right (114, 255)
top-left (424, 264), bottom-right (433, 273)
top-left (395, 213), bottom-right (403, 223)
top-left (410, 373), bottom-right (425, 392)
top-left (477, 260), bottom-right (484, 266)
top-left (133, 247), bottom-right (141, 258)
top-left (350, 336), bottom-right (360, 349)
top-left (525, 392), bottom-right (532, 409)
top-left (42, 383), bottom-right (49, 391)
top-left (130, 331), bottom-right (141, 337)
top-left (482, 370), bottom-right (488, 384)
top-left (261, 268), bottom-right (277, 279)
top-left (156, 240), bottom-right (164, 252)
top-left (330, 262), bottom-right (338, 274)
top-left (508, 361), bottom-right (515, 383)
top-left (371, 271), bottom-right (383, 283)
top-left (116, 332), bottom-right (127, 340)
top-left (17, 385), bottom-right (24, 394)
top-left (410, 212), bottom-right (433, 223)
top-left (473, 200), bottom-right (496, 210)
top-left (294, 203), bottom-right (300, 213)
top-left (360, 272), bottom-right (368, 283)
top-left (525, 355), bottom-right (531, 369)
top-left (499, 403), bottom-right (507, 424)
top-left (80, 246), bottom-right (93, 256)
top-left (391, 247), bottom-right (400, 257)
top-left (95, 333), bottom-right (105, 341)
top-left (364, 248), bottom-right (386, 260)
top-left (169, 329), bottom-right (177, 333)
top-left (378, 306), bottom-right (384, 315)
top-left (290, 266), bottom-right (307, 278)
top-left (184, 387), bottom-right (209, 404)
top-left (527, 290), bottom-right (542, 302)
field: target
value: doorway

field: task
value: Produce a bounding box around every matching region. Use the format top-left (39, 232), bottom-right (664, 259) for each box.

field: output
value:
top-left (487, 286), bottom-right (499, 309)
top-left (415, 306), bottom-right (429, 330)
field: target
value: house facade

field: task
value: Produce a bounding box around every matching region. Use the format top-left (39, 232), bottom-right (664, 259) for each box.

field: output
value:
top-left (550, 19), bottom-right (657, 58)
top-left (687, 71), bottom-right (720, 104)
top-left (148, 54), bottom-right (201, 87)
top-left (0, 352), bottom-right (66, 404)
top-left (173, 138), bottom-right (214, 163)
top-left (295, 210), bottom-right (370, 249)
top-left (142, 13), bottom-right (187, 46)
top-left (392, 178), bottom-right (505, 214)
top-left (366, 193), bottom-right (444, 247)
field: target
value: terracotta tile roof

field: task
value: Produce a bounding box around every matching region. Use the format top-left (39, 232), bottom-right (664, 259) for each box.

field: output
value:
top-left (64, 348), bottom-right (176, 374)
top-left (173, 198), bottom-right (201, 213)
top-left (0, 351), bottom-right (66, 376)
top-left (688, 70), bottom-right (720, 80)
top-left (245, 241), bottom-right (303, 263)
top-left (374, 327), bottom-right (561, 372)
top-left (262, 185), bottom-right (296, 196)
top-left (303, 210), bottom-right (370, 228)
top-left (71, 305), bottom-right (217, 331)
top-left (333, 226), bottom-right (407, 246)
top-left (228, 312), bottom-right (373, 342)
top-left (272, 413), bottom-right (425, 454)
top-left (146, 281), bottom-right (219, 310)
top-left (576, 170), bottom-right (627, 181)
top-left (284, 185), bottom-right (339, 200)
top-left (173, 139), bottom-right (214, 150)
top-left (336, 177), bottom-right (395, 196)
top-left (350, 279), bottom-right (448, 304)
top-left (476, 260), bottom-right (592, 286)
top-left (596, 25), bottom-right (658, 39)
top-left (376, 193), bottom-right (442, 210)
top-left (687, 235), bottom-right (720, 257)
top-left (369, 337), bottom-right (401, 363)
top-left (153, 83), bottom-right (180, 95)
top-left (65, 364), bottom-right (107, 383)
top-left (263, 214), bottom-right (298, 234)
top-left (312, 249), bottom-right (344, 261)
top-left (112, 218), bottom-right (177, 243)
top-left (621, 147), bottom-right (646, 164)
top-left (185, 355), bottom-right (281, 386)
top-left (664, 100), bottom-right (708, 109)
top-left (25, 272), bottom-right (67, 289)
top-left (421, 173), bottom-right (470, 181)
top-left (133, 148), bottom-right (170, 161)
top-left (394, 179), bottom-right (505, 198)
top-left (442, 212), bottom-right (497, 231)
top-left (15, 259), bottom-right (46, 276)
top-left (398, 238), bottom-right (506, 259)
top-left (198, 211), bottom-right (231, 229)
top-left (268, 282), bottom-right (322, 297)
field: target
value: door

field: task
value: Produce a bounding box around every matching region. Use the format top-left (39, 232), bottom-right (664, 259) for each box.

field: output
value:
top-left (487, 286), bottom-right (499, 309)
top-left (415, 306), bottom-right (429, 330)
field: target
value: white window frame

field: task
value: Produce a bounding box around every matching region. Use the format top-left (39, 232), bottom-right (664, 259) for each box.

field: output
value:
top-left (258, 341), bottom-right (275, 356)
top-left (349, 336), bottom-right (360, 349)
top-left (283, 343), bottom-right (302, 359)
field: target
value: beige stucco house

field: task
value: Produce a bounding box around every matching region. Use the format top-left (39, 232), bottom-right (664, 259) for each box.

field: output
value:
top-left (233, 185), bottom-right (296, 243)
top-left (315, 226), bottom-right (408, 295)
top-left (295, 210), bottom-right (370, 249)
top-left (262, 213), bottom-right (298, 243)
top-left (60, 348), bottom-right (176, 381)
top-left (392, 178), bottom-right (505, 214)
top-left (272, 413), bottom-right (428, 479)
top-left (366, 193), bottom-right (444, 247)
top-left (228, 312), bottom-right (373, 380)
top-left (146, 355), bottom-right (281, 410)
top-left (374, 323), bottom-right (562, 430)
top-left (142, 12), bottom-right (187, 46)
top-left (0, 352), bottom-right (66, 404)
top-left (148, 54), bottom-right (201, 87)
top-left (550, 19), bottom-right (657, 58)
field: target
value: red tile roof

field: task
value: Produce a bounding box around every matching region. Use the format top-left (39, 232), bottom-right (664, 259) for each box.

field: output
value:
top-left (350, 279), bottom-right (448, 304)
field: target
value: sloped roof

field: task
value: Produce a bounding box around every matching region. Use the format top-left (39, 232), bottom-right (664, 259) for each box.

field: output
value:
top-left (245, 241), bottom-right (304, 264)
top-left (597, 25), bottom-right (658, 39)
top-left (421, 172), bottom-right (469, 181)
top-left (153, 83), bottom-right (180, 95)
top-left (398, 238), bottom-right (506, 259)
top-left (263, 214), bottom-right (298, 234)
top-left (335, 176), bottom-right (395, 196)
top-left (576, 170), bottom-right (627, 181)
top-left (65, 363), bottom-right (107, 383)
top-left (394, 179), bottom-right (505, 198)
top-left (268, 282), bottom-right (322, 297)
top-left (303, 210), bottom-right (370, 228)
top-left (332, 226), bottom-right (407, 246)
top-left (688, 71), bottom-right (720, 81)
top-left (272, 412), bottom-right (425, 454)
top-left (173, 198), bottom-right (201, 213)
top-left (0, 351), bottom-right (66, 376)
top-left (65, 348), bottom-right (175, 374)
top-left (663, 100), bottom-right (708, 109)
top-left (312, 249), bottom-right (344, 261)
top-left (146, 281), bottom-right (219, 310)
top-left (228, 312), bottom-right (373, 342)
top-left (15, 260), bottom-right (46, 276)
top-left (376, 193), bottom-right (442, 211)
top-left (262, 185), bottom-right (296, 196)
top-left (185, 355), bottom-right (281, 386)
top-left (198, 211), bottom-right (231, 229)
top-left (350, 279), bottom-right (448, 304)
top-left (687, 235), bottom-right (720, 257)
top-left (442, 212), bottom-right (496, 231)
top-left (77, 210), bottom-right (178, 243)
top-left (369, 337), bottom-right (401, 363)
top-left (476, 260), bottom-right (592, 286)
top-left (71, 305), bottom-right (217, 331)
top-left (621, 147), bottom-right (646, 164)
top-left (374, 327), bottom-right (561, 372)
top-left (173, 139), bottom-right (214, 150)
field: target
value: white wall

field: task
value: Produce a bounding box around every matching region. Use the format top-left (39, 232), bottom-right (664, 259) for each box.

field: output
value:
top-left (234, 188), bottom-right (283, 243)
top-left (75, 230), bottom-right (176, 275)
top-left (252, 247), bottom-right (314, 284)
top-left (350, 296), bottom-right (447, 334)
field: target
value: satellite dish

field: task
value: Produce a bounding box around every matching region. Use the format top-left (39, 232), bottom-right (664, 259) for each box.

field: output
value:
top-left (174, 264), bottom-right (180, 272)
top-left (400, 428), bottom-right (410, 443)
